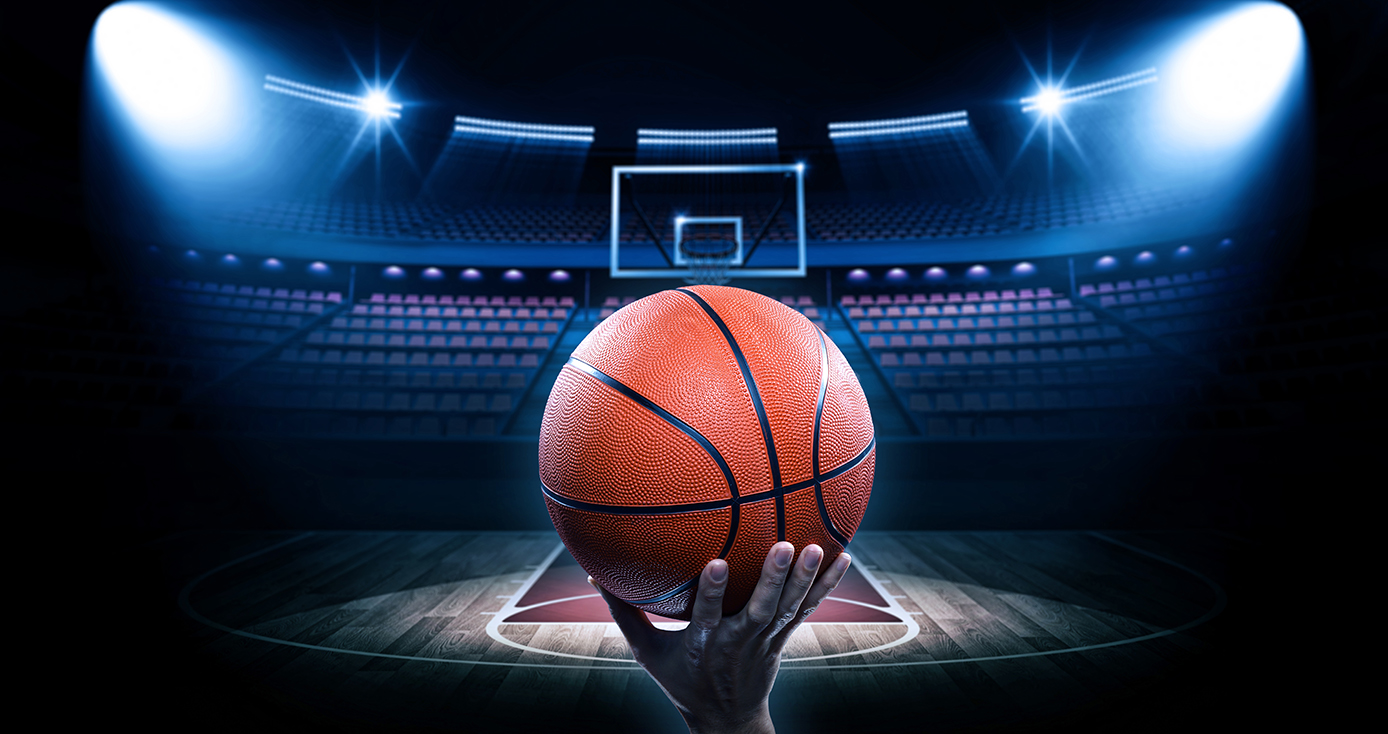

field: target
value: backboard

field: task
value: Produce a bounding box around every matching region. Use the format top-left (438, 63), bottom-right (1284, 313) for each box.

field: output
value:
top-left (609, 164), bottom-right (807, 279)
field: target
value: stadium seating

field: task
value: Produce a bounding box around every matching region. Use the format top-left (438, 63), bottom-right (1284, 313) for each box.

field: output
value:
top-left (838, 283), bottom-right (1234, 437)
top-left (217, 184), bottom-right (1198, 244)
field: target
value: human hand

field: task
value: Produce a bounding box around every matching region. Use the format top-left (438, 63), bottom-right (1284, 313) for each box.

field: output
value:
top-left (589, 542), bottom-right (852, 734)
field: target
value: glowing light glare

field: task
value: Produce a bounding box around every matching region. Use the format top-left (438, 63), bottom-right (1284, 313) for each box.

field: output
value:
top-left (1034, 88), bottom-right (1063, 116)
top-left (827, 111), bottom-right (969, 139)
top-left (1095, 256), bottom-right (1118, 270)
top-left (886, 268), bottom-right (908, 281)
top-left (847, 268), bottom-right (870, 283)
top-left (925, 266), bottom-right (947, 281)
top-left (460, 268), bottom-right (483, 281)
top-left (1013, 262), bottom-right (1037, 277)
top-left (383, 266), bottom-right (405, 279)
top-left (261, 258), bottom-right (283, 271)
top-left (549, 270), bottom-right (572, 282)
top-left (1021, 69), bottom-right (1159, 113)
top-left (220, 253), bottom-right (239, 266)
top-left (364, 90), bottom-right (391, 118)
top-left (264, 76), bottom-right (402, 119)
top-left (966, 265), bottom-right (990, 279)
top-left (1159, 2), bottom-right (1304, 150)
top-left (308, 261), bottom-right (331, 275)
top-left (503, 269), bottom-right (525, 282)
top-left (1220, 237), bottom-right (1235, 248)
top-left (184, 249), bottom-right (201, 260)
top-left (422, 267), bottom-right (444, 281)
top-left (1135, 251), bottom-right (1156, 265)
top-left (94, 3), bottom-right (241, 150)
top-left (638, 137), bottom-right (777, 146)
top-left (1176, 245), bottom-right (1194, 257)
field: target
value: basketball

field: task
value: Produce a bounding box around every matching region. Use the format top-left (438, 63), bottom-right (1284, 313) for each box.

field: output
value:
top-left (538, 285), bottom-right (875, 620)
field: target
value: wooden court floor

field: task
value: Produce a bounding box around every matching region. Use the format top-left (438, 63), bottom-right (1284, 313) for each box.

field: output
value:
top-left (120, 529), bottom-right (1283, 732)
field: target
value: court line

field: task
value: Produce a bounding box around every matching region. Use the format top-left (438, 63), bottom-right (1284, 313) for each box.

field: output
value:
top-left (177, 531), bottom-right (1226, 671)
top-left (484, 542), bottom-right (920, 663)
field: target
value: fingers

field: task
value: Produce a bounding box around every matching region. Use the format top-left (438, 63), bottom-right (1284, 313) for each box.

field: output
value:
top-left (740, 541), bottom-right (795, 630)
top-left (764, 544), bottom-right (823, 638)
top-left (769, 551), bottom-right (851, 652)
top-left (590, 577), bottom-right (657, 653)
top-left (688, 559), bottom-right (729, 633)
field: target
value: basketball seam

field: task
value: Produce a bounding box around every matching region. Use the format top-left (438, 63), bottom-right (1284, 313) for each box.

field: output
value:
top-left (557, 356), bottom-right (740, 606)
top-left (813, 328), bottom-right (853, 548)
top-left (543, 438), bottom-right (875, 514)
top-left (674, 287), bottom-right (785, 542)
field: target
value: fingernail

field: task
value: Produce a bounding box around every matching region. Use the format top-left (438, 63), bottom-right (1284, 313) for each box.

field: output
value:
top-left (802, 545), bottom-right (822, 570)
top-left (836, 553), bottom-right (852, 572)
top-left (773, 543), bottom-right (793, 568)
top-left (587, 576), bottom-right (598, 589)
top-left (709, 559), bottom-right (728, 582)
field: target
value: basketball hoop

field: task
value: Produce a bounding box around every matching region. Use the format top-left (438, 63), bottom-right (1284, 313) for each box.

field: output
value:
top-left (680, 237), bottom-right (737, 285)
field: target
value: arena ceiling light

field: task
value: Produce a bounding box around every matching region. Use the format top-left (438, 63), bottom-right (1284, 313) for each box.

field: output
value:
top-left (827, 111), bottom-right (968, 139)
top-left (1020, 68), bottom-right (1158, 114)
top-left (453, 115), bottom-right (594, 143)
top-left (264, 75), bottom-right (401, 119)
top-left (637, 128), bottom-right (778, 146)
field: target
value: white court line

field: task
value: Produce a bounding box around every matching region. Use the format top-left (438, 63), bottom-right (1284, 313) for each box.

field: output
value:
top-left (483, 543), bottom-right (920, 663)
top-left (178, 531), bottom-right (1226, 671)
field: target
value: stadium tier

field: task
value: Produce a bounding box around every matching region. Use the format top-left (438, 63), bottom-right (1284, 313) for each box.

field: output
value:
top-left (6, 248), bottom-right (1382, 441)
top-left (212, 184), bottom-right (1200, 243)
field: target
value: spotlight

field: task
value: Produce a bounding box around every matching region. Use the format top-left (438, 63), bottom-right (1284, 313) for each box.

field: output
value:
top-left (503, 269), bottom-right (525, 282)
top-left (1012, 262), bottom-right (1036, 277)
top-left (1095, 256), bottom-right (1117, 270)
top-left (221, 253), bottom-right (239, 266)
top-left (184, 249), bottom-right (201, 260)
top-left (1175, 245), bottom-right (1194, 258)
top-left (925, 266), bottom-right (947, 281)
top-left (1219, 237), bottom-right (1234, 248)
top-left (1135, 251), bottom-right (1156, 265)
top-left (847, 268), bottom-right (870, 283)
top-left (1159, 2), bottom-right (1304, 151)
top-left (422, 267), bottom-right (444, 281)
top-left (460, 268), bottom-right (483, 281)
top-left (93, 4), bottom-right (240, 150)
top-left (383, 266), bottom-right (405, 279)
top-left (1035, 88), bottom-right (1063, 116)
top-left (966, 265), bottom-right (989, 279)
top-left (886, 268), bottom-right (908, 282)
top-left (261, 257), bottom-right (283, 271)
top-left (549, 270), bottom-right (572, 282)
top-left (364, 90), bottom-right (392, 118)
top-left (308, 261), bottom-right (331, 275)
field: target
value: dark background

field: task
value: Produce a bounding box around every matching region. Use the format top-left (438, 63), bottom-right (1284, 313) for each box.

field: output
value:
top-left (1, 1), bottom-right (1381, 730)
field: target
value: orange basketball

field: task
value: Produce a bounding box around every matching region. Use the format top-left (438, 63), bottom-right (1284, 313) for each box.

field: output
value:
top-left (539, 285), bottom-right (874, 620)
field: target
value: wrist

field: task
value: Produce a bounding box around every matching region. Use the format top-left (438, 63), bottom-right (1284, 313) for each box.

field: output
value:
top-left (683, 704), bottom-right (774, 734)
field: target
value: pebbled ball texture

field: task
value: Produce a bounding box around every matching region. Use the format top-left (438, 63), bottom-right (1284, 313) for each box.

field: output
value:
top-left (539, 285), bottom-right (874, 620)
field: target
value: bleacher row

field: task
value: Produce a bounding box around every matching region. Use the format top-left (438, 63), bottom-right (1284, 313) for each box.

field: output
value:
top-left (959, 184), bottom-right (1193, 232)
top-left (842, 282), bottom-right (1219, 436)
top-left (808, 202), bottom-right (1005, 241)
top-left (198, 288), bottom-right (577, 437)
top-left (1, 276), bottom-right (352, 429)
top-left (1079, 268), bottom-right (1388, 414)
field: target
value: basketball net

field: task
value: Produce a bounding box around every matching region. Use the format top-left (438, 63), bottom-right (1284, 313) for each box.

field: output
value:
top-left (681, 238), bottom-right (736, 286)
